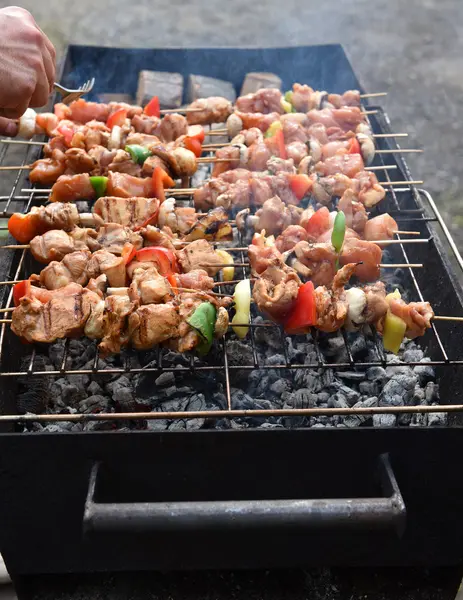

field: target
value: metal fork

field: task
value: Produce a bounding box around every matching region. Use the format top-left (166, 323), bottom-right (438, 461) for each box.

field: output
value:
top-left (53, 78), bottom-right (95, 105)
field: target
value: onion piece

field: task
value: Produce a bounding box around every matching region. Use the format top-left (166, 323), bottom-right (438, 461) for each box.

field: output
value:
top-left (18, 108), bottom-right (37, 139)
top-left (231, 279), bottom-right (251, 339)
top-left (108, 125), bottom-right (122, 150)
top-left (345, 287), bottom-right (367, 331)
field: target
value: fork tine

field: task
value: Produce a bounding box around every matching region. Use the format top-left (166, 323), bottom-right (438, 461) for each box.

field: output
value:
top-left (85, 77), bottom-right (95, 93)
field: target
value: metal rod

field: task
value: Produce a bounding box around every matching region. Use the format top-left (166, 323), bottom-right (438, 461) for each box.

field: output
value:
top-left (1, 139), bottom-right (46, 146)
top-left (1, 402), bottom-right (463, 423)
top-left (379, 180), bottom-right (424, 185)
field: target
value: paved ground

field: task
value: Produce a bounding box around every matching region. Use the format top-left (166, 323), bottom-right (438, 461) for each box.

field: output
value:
top-left (1, 0), bottom-right (463, 598)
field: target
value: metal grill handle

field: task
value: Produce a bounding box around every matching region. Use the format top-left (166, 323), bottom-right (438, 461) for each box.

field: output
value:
top-left (83, 454), bottom-right (406, 535)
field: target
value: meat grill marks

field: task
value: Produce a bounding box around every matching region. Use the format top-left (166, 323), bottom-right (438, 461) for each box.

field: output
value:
top-left (12, 279), bottom-right (231, 357)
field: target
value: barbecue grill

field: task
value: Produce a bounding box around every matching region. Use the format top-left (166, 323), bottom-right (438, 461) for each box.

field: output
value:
top-left (0, 44), bottom-right (463, 576)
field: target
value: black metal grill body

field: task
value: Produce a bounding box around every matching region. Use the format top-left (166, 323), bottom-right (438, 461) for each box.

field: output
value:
top-left (0, 45), bottom-right (463, 574)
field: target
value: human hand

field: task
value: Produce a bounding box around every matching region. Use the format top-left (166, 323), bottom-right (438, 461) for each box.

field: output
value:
top-left (0, 6), bottom-right (56, 136)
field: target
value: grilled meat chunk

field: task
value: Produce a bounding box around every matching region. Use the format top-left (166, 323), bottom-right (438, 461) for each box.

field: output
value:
top-left (12, 284), bottom-right (101, 343)
top-left (50, 173), bottom-right (95, 203)
top-left (93, 196), bottom-right (160, 229)
top-left (87, 249), bottom-right (127, 287)
top-left (96, 223), bottom-right (143, 255)
top-left (129, 303), bottom-right (180, 350)
top-left (30, 228), bottom-right (99, 264)
top-left (99, 294), bottom-right (135, 356)
top-left (186, 97), bottom-right (233, 125)
top-left (129, 267), bottom-right (173, 305)
top-left (314, 263), bottom-right (357, 332)
top-left (253, 263), bottom-right (301, 322)
top-left (177, 239), bottom-right (224, 276)
top-left (35, 249), bottom-right (92, 290)
top-left (236, 88), bottom-right (284, 114)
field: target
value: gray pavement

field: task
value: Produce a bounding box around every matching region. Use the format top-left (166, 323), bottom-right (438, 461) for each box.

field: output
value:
top-left (0, 0), bottom-right (462, 598)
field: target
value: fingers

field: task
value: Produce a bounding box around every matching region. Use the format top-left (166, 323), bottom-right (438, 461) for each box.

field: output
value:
top-left (29, 60), bottom-right (50, 108)
top-left (0, 117), bottom-right (18, 137)
top-left (41, 44), bottom-right (55, 94)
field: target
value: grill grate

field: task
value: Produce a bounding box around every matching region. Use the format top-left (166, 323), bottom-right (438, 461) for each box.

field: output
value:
top-left (1, 106), bottom-right (463, 423)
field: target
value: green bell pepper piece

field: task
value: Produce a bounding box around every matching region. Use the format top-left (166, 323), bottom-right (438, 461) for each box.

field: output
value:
top-left (125, 144), bottom-right (152, 165)
top-left (331, 210), bottom-right (346, 254)
top-left (186, 302), bottom-right (217, 355)
top-left (89, 176), bottom-right (108, 199)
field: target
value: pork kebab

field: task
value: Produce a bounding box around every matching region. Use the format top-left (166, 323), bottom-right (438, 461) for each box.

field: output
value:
top-left (248, 232), bottom-right (433, 353)
top-left (236, 196), bottom-right (400, 245)
top-left (8, 195), bottom-right (232, 244)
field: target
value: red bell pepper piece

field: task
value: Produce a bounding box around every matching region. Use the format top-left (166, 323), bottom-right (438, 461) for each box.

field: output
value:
top-left (187, 125), bottom-right (205, 144)
top-left (57, 124), bottom-right (74, 146)
top-left (285, 281), bottom-right (316, 332)
top-left (167, 273), bottom-right (178, 293)
top-left (133, 207), bottom-right (160, 231)
top-left (303, 207), bottom-right (331, 240)
top-left (107, 108), bottom-right (127, 130)
top-left (135, 246), bottom-right (179, 275)
top-left (8, 213), bottom-right (40, 243)
top-left (287, 174), bottom-right (312, 201)
top-left (13, 280), bottom-right (31, 306)
top-left (144, 96), bottom-right (160, 118)
top-left (152, 166), bottom-right (175, 202)
top-left (121, 243), bottom-right (136, 265)
top-left (348, 136), bottom-right (361, 155)
top-left (274, 128), bottom-right (287, 159)
top-left (183, 136), bottom-right (202, 158)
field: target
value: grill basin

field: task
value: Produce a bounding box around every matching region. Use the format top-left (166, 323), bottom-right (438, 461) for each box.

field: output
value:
top-left (0, 44), bottom-right (463, 574)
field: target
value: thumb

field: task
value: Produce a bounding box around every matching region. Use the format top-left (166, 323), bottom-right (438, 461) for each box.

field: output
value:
top-left (0, 117), bottom-right (18, 137)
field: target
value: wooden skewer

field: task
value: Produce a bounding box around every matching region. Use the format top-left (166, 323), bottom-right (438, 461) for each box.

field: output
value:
top-left (376, 149), bottom-right (423, 154)
top-left (0, 165), bottom-right (33, 171)
top-left (202, 262), bottom-right (424, 269)
top-left (394, 230), bottom-right (421, 235)
top-left (379, 180), bottom-right (423, 186)
top-left (0, 139), bottom-right (46, 146)
top-left (434, 316), bottom-right (463, 322)
top-left (359, 92), bottom-right (387, 99)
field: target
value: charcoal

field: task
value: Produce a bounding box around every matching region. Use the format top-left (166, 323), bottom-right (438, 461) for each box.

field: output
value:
top-left (146, 418), bottom-right (169, 431)
top-left (428, 411), bottom-right (447, 427)
top-left (411, 385), bottom-right (426, 405)
top-left (240, 72), bottom-right (282, 95)
top-left (17, 356), bottom-right (51, 414)
top-left (266, 354), bottom-right (286, 366)
top-left (425, 382), bottom-right (440, 403)
top-left (269, 378), bottom-right (291, 397)
top-left (164, 385), bottom-right (178, 398)
top-left (50, 378), bottom-right (86, 403)
top-left (337, 371), bottom-right (365, 382)
top-left (319, 369), bottom-right (335, 388)
top-left (187, 74), bottom-right (236, 102)
top-left (83, 420), bottom-right (115, 432)
top-left (254, 317), bottom-right (283, 349)
top-left (157, 397), bottom-right (189, 413)
top-left (320, 335), bottom-right (348, 362)
top-left (328, 382), bottom-right (360, 406)
top-left (254, 370), bottom-right (282, 397)
top-left (81, 359), bottom-right (117, 383)
top-left (226, 340), bottom-right (254, 384)
top-left (311, 423), bottom-right (326, 428)
top-left (212, 392), bottom-right (227, 409)
top-left (87, 381), bottom-right (103, 396)
top-left (403, 346), bottom-right (425, 363)
top-left (373, 414), bottom-right (397, 427)
top-left (385, 362), bottom-right (415, 379)
top-left (137, 70), bottom-right (183, 108)
top-left (398, 412), bottom-right (413, 426)
top-left (78, 395), bottom-right (110, 414)
top-left (410, 413), bottom-right (428, 427)
top-left (379, 373), bottom-right (418, 407)
top-left (285, 388), bottom-right (317, 408)
top-left (155, 372), bottom-right (176, 387)
top-left (293, 370), bottom-right (322, 393)
top-left (317, 392), bottom-right (330, 404)
top-left (367, 366), bottom-right (387, 383)
top-left (343, 397), bottom-right (378, 428)
top-left (413, 358), bottom-right (435, 386)
top-left (49, 341), bottom-right (67, 370)
top-left (349, 336), bottom-right (368, 358)
top-left (42, 422), bottom-right (83, 433)
top-left (231, 388), bottom-right (254, 409)
top-left (359, 380), bottom-right (380, 397)
top-left (169, 420), bottom-right (186, 431)
top-left (328, 393), bottom-right (349, 409)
